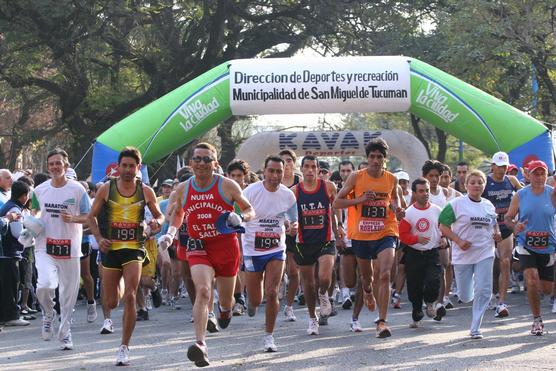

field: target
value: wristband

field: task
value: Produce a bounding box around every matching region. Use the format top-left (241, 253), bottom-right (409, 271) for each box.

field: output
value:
top-left (168, 226), bottom-right (177, 238)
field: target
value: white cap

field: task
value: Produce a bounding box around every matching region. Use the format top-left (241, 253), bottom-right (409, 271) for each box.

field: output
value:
top-left (491, 151), bottom-right (510, 167)
top-left (66, 168), bottom-right (77, 180)
top-left (395, 171), bottom-right (410, 181)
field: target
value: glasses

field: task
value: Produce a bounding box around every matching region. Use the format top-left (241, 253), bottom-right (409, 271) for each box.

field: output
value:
top-left (191, 156), bottom-right (215, 164)
top-left (319, 170), bottom-right (329, 175)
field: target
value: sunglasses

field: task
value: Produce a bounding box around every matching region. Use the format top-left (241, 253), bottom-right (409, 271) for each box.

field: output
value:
top-left (319, 170), bottom-right (329, 174)
top-left (191, 156), bottom-right (215, 164)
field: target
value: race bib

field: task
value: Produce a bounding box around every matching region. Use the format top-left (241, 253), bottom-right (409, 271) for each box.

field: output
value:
top-left (525, 231), bottom-right (549, 249)
top-left (46, 238), bottom-right (71, 259)
top-left (178, 223), bottom-right (189, 246)
top-left (254, 232), bottom-right (280, 251)
top-left (187, 238), bottom-right (205, 252)
top-left (358, 220), bottom-right (385, 233)
top-left (302, 214), bottom-right (325, 230)
top-left (361, 202), bottom-right (387, 219)
top-left (111, 222), bottom-right (140, 242)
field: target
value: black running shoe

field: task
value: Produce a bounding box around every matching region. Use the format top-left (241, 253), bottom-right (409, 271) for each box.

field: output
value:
top-left (412, 310), bottom-right (425, 323)
top-left (187, 342), bottom-right (210, 367)
top-left (298, 293), bottom-right (306, 306)
top-left (342, 297), bottom-right (353, 310)
top-left (206, 313), bottom-right (219, 333)
top-left (151, 288), bottom-right (162, 308)
top-left (136, 309), bottom-right (149, 321)
top-left (433, 304), bottom-right (446, 321)
top-left (217, 306), bottom-right (232, 329)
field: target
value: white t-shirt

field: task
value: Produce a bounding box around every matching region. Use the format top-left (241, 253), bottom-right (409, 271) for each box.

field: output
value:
top-left (439, 195), bottom-right (497, 265)
top-left (429, 187), bottom-right (447, 208)
top-left (32, 179), bottom-right (91, 258)
top-left (242, 182), bottom-right (297, 257)
top-left (400, 203), bottom-right (442, 251)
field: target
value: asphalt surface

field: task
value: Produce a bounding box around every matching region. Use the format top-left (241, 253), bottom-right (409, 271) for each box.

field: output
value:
top-left (2, 289), bottom-right (556, 370)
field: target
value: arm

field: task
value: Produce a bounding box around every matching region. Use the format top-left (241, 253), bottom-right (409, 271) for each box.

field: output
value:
top-left (326, 181), bottom-right (342, 240)
top-left (504, 193), bottom-right (526, 233)
top-left (398, 185), bottom-right (407, 209)
top-left (62, 190), bottom-right (92, 224)
top-left (399, 218), bottom-right (419, 245)
top-left (144, 185), bottom-right (165, 234)
top-left (332, 173), bottom-right (366, 209)
top-left (224, 178), bottom-right (255, 222)
top-left (438, 203), bottom-right (471, 250)
top-left (390, 180), bottom-right (404, 219)
top-left (508, 175), bottom-right (523, 190)
top-left (86, 183), bottom-right (111, 252)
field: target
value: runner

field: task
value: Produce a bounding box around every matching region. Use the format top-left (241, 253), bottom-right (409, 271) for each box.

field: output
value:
top-left (86, 147), bottom-right (164, 365)
top-left (439, 169), bottom-right (500, 339)
top-left (333, 138), bottom-right (404, 338)
top-left (242, 155), bottom-right (297, 351)
top-left (504, 160), bottom-right (556, 335)
top-left (399, 178), bottom-right (443, 328)
top-left (0, 169), bottom-right (13, 207)
top-left (31, 148), bottom-right (91, 350)
top-left (482, 152), bottom-right (522, 318)
top-left (452, 162), bottom-right (469, 194)
top-left (159, 142), bottom-right (255, 367)
top-left (292, 155), bottom-right (341, 335)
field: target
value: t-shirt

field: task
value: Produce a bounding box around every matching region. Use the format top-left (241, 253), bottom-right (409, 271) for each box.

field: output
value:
top-left (242, 182), bottom-right (297, 256)
top-left (32, 179), bottom-right (91, 258)
top-left (515, 185), bottom-right (556, 254)
top-left (0, 188), bottom-right (9, 208)
top-left (429, 187), bottom-right (447, 208)
top-left (399, 203), bottom-right (442, 251)
top-left (439, 195), bottom-right (497, 265)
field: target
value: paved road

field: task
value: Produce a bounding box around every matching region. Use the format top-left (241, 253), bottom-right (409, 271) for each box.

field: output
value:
top-left (2, 291), bottom-right (556, 370)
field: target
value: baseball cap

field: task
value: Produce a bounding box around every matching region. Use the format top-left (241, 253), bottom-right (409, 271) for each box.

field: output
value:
top-left (65, 168), bottom-right (77, 180)
top-left (215, 212), bottom-right (245, 234)
top-left (318, 161), bottom-right (330, 172)
top-left (491, 151), bottom-right (510, 167)
top-left (527, 160), bottom-right (548, 173)
top-left (161, 178), bottom-right (174, 186)
top-left (395, 171), bottom-right (409, 181)
top-left (506, 164), bottom-right (518, 173)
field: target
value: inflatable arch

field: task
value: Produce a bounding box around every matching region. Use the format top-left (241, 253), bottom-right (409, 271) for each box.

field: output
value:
top-left (237, 130), bottom-right (428, 181)
top-left (91, 56), bottom-right (554, 182)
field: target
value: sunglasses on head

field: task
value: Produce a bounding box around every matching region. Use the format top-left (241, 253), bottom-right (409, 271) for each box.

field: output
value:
top-left (191, 156), bottom-right (215, 164)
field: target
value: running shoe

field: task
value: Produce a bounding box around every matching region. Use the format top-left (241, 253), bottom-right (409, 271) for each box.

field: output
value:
top-left (342, 297), bottom-right (353, 310)
top-left (206, 312), bottom-right (219, 333)
top-left (350, 319), bottom-right (363, 332)
top-left (87, 301), bottom-right (98, 323)
top-left (136, 309), bottom-right (149, 321)
top-left (42, 311), bottom-right (56, 340)
top-left (116, 344), bottom-right (130, 366)
top-left (187, 342), bottom-right (210, 367)
top-left (412, 310), bottom-right (425, 323)
top-left (263, 334), bottom-right (277, 352)
top-left (151, 287), bottom-right (162, 308)
top-left (552, 300), bottom-right (556, 314)
top-left (233, 302), bottom-right (245, 316)
top-left (5, 318), bottom-right (30, 326)
top-left (531, 319), bottom-right (544, 336)
top-left (442, 296), bottom-right (454, 309)
top-left (470, 332), bottom-right (483, 340)
top-left (409, 321), bottom-right (420, 328)
top-left (307, 318), bottom-right (319, 335)
top-left (145, 295), bottom-right (153, 311)
top-left (161, 288), bottom-right (169, 306)
top-left (284, 305), bottom-right (296, 322)
top-left (169, 297), bottom-right (182, 310)
top-left (318, 314), bottom-right (328, 326)
top-left (319, 292), bottom-right (332, 317)
top-left (217, 305), bottom-right (232, 329)
top-left (376, 321), bottom-right (391, 338)
top-left (101, 318), bottom-right (114, 334)
top-left (391, 292), bottom-right (401, 309)
top-left (329, 301), bottom-right (338, 317)
top-left (298, 293), bottom-right (306, 306)
top-left (433, 303), bottom-right (446, 321)
top-left (425, 303), bottom-right (436, 318)
top-left (20, 307), bottom-right (38, 315)
top-left (494, 303), bottom-right (509, 318)
top-left (363, 289), bottom-right (376, 311)
top-left (488, 295), bottom-right (498, 310)
top-left (59, 332), bottom-right (73, 350)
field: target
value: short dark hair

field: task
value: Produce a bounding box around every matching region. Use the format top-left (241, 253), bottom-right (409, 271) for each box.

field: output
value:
top-left (227, 159), bottom-right (249, 175)
top-left (365, 138), bottom-right (389, 157)
top-left (193, 142), bottom-right (217, 158)
top-left (10, 180), bottom-right (31, 201)
top-left (358, 161), bottom-right (368, 170)
top-left (264, 155), bottom-right (284, 168)
top-left (301, 155), bottom-right (318, 167)
top-left (278, 149), bottom-right (297, 162)
top-left (441, 164), bottom-right (452, 176)
top-left (422, 160), bottom-right (444, 176)
top-left (411, 177), bottom-right (430, 192)
top-left (457, 161), bottom-right (468, 167)
top-left (338, 160), bottom-right (355, 171)
top-left (17, 176), bottom-right (34, 187)
top-left (330, 170), bottom-right (342, 182)
top-left (33, 172), bottom-right (50, 186)
top-left (87, 181), bottom-right (96, 192)
top-left (118, 146), bottom-right (142, 165)
top-left (47, 148), bottom-right (69, 165)
top-left (176, 166), bottom-right (192, 179)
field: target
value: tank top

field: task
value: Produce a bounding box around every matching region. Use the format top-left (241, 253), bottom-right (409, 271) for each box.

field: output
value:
top-left (295, 179), bottom-right (333, 244)
top-left (183, 175), bottom-right (234, 241)
top-left (516, 185), bottom-right (556, 254)
top-left (446, 187), bottom-right (457, 201)
top-left (347, 170), bottom-right (399, 241)
top-left (429, 187), bottom-right (447, 208)
top-left (98, 179), bottom-right (145, 251)
top-left (482, 175), bottom-right (515, 233)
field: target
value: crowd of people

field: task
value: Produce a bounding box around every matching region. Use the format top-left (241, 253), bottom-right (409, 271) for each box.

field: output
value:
top-left (1, 138), bottom-right (555, 367)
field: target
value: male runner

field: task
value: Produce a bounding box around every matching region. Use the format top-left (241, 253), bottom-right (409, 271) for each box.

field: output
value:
top-left (452, 161), bottom-right (468, 194)
top-left (32, 148), bottom-right (91, 350)
top-left (292, 156), bottom-right (341, 335)
top-left (86, 147), bottom-right (164, 365)
top-left (505, 160), bottom-right (556, 335)
top-left (159, 142), bottom-right (255, 367)
top-left (242, 155), bottom-right (297, 351)
top-left (333, 138), bottom-right (404, 338)
top-left (482, 152), bottom-right (522, 318)
top-left (0, 169), bottom-right (13, 207)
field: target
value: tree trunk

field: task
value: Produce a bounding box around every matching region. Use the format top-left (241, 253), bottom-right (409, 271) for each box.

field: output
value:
top-left (409, 114), bottom-right (432, 159)
top-left (217, 117), bottom-right (237, 170)
top-left (435, 128), bottom-right (448, 162)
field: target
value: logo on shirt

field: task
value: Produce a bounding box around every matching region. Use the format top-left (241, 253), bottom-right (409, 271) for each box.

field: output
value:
top-left (416, 218), bottom-right (430, 232)
top-left (64, 198), bottom-right (76, 206)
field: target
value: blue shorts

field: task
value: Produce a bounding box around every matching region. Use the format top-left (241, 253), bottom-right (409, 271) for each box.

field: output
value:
top-left (351, 237), bottom-right (397, 260)
top-left (243, 250), bottom-right (286, 273)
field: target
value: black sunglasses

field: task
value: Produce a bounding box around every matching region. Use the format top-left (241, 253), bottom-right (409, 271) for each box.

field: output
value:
top-left (319, 169), bottom-right (329, 174)
top-left (191, 156), bottom-right (215, 164)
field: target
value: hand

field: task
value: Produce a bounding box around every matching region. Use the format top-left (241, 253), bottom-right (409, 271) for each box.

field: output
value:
top-left (98, 237), bottom-right (111, 253)
top-left (6, 212), bottom-right (21, 222)
top-left (394, 207), bottom-right (405, 220)
top-left (493, 232), bottom-right (502, 242)
top-left (61, 212), bottom-right (73, 223)
top-left (227, 212), bottom-right (243, 227)
top-left (456, 238), bottom-right (472, 251)
top-left (158, 234), bottom-right (173, 252)
top-left (335, 238), bottom-right (346, 251)
top-left (514, 220), bottom-right (528, 234)
top-left (148, 219), bottom-right (161, 235)
top-left (337, 225), bottom-right (346, 241)
top-left (362, 191), bottom-right (376, 202)
top-left (417, 235), bottom-right (430, 245)
top-left (18, 229), bottom-right (35, 247)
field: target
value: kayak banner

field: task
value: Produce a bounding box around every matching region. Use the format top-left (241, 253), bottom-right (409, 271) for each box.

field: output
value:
top-left (229, 56), bottom-right (411, 115)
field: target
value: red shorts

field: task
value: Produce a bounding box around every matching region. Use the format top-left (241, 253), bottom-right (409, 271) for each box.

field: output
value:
top-left (186, 236), bottom-right (240, 277)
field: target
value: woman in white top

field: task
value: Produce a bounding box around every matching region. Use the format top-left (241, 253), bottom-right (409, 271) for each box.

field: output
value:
top-left (439, 170), bottom-right (501, 339)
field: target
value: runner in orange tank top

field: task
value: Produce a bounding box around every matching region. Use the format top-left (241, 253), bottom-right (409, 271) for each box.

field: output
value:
top-left (333, 138), bottom-right (405, 339)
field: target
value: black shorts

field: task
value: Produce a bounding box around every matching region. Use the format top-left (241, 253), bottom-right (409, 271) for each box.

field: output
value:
top-left (294, 241), bottom-right (335, 266)
top-left (80, 242), bottom-right (91, 260)
top-left (338, 245), bottom-right (355, 256)
top-left (399, 243), bottom-right (409, 265)
top-left (500, 227), bottom-right (513, 241)
top-left (102, 248), bottom-right (148, 271)
top-left (286, 235), bottom-right (297, 254)
top-left (518, 249), bottom-right (554, 281)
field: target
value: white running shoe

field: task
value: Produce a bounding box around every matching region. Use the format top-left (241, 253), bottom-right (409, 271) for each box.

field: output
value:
top-left (350, 319), bottom-right (363, 332)
top-left (263, 334), bottom-right (277, 352)
top-left (551, 301), bottom-right (556, 314)
top-left (409, 321), bottom-right (421, 329)
top-left (59, 332), bottom-right (73, 350)
top-left (87, 301), bottom-right (98, 323)
top-left (284, 305), bottom-right (296, 322)
top-left (307, 318), bottom-right (319, 335)
top-left (319, 292), bottom-right (332, 317)
top-left (116, 344), bottom-right (130, 366)
top-left (101, 318), bottom-right (114, 334)
top-left (145, 294), bottom-right (153, 311)
top-left (494, 303), bottom-right (509, 318)
top-left (42, 311), bottom-right (56, 340)
top-left (425, 303), bottom-right (436, 318)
